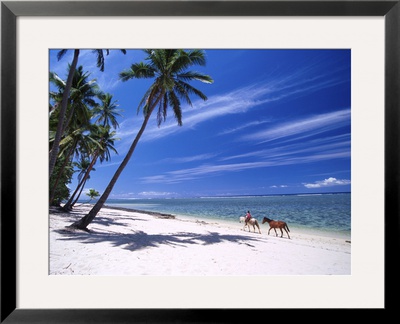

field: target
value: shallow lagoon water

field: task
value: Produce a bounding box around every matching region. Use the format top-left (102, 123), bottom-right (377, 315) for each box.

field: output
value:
top-left (103, 193), bottom-right (351, 239)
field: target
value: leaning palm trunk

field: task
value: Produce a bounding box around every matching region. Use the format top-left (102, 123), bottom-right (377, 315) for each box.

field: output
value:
top-left (69, 105), bottom-right (156, 231)
top-left (63, 154), bottom-right (98, 211)
top-left (71, 177), bottom-right (88, 208)
top-left (49, 49), bottom-right (80, 179)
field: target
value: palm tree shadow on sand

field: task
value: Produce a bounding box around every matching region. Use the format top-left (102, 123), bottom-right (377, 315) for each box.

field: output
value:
top-left (54, 229), bottom-right (263, 252)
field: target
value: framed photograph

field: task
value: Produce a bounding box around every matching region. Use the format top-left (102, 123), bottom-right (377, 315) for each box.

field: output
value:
top-left (1, 0), bottom-right (398, 322)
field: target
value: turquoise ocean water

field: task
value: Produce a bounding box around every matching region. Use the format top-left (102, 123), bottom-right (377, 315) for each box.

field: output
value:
top-left (102, 193), bottom-right (351, 239)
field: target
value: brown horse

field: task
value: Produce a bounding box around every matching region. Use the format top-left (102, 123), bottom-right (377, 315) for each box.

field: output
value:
top-left (262, 217), bottom-right (290, 239)
top-left (243, 218), bottom-right (261, 234)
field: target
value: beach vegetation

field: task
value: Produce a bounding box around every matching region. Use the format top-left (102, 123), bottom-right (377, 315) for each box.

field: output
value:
top-left (70, 157), bottom-right (93, 206)
top-left (49, 66), bottom-right (100, 205)
top-left (49, 49), bottom-right (126, 181)
top-left (49, 155), bottom-right (74, 206)
top-left (69, 49), bottom-right (214, 231)
top-left (86, 188), bottom-right (100, 203)
top-left (92, 92), bottom-right (123, 129)
top-left (49, 65), bottom-right (121, 207)
top-left (62, 125), bottom-right (119, 210)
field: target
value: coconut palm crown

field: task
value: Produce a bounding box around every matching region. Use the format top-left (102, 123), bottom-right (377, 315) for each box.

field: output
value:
top-left (119, 49), bottom-right (213, 127)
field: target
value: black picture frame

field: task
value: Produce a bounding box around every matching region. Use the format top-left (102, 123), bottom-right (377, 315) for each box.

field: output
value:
top-left (1, 1), bottom-right (398, 322)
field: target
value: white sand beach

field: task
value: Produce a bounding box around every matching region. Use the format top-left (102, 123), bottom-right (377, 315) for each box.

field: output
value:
top-left (49, 204), bottom-right (351, 276)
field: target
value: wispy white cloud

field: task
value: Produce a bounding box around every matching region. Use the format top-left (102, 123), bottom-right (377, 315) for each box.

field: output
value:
top-left (217, 120), bottom-right (271, 136)
top-left (140, 149), bottom-right (350, 185)
top-left (220, 133), bottom-right (350, 162)
top-left (140, 162), bottom-right (265, 184)
top-left (138, 191), bottom-right (179, 197)
top-left (303, 177), bottom-right (351, 188)
top-left (162, 153), bottom-right (218, 164)
top-left (240, 108), bottom-right (350, 144)
top-left (270, 185), bottom-right (288, 188)
top-left (96, 160), bottom-right (123, 169)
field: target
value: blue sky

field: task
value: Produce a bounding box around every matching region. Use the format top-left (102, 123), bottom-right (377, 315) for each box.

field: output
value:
top-left (49, 49), bottom-right (351, 198)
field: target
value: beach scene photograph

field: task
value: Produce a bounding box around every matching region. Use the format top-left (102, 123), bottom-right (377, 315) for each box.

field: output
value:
top-left (49, 49), bottom-right (351, 276)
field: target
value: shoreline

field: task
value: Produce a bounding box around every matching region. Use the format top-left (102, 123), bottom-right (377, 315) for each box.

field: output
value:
top-left (104, 203), bottom-right (351, 241)
top-left (50, 204), bottom-right (351, 276)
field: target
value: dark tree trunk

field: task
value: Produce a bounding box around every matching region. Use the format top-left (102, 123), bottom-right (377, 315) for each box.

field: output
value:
top-left (69, 106), bottom-right (155, 231)
top-left (49, 49), bottom-right (80, 179)
top-left (63, 154), bottom-right (97, 211)
top-left (71, 177), bottom-right (88, 208)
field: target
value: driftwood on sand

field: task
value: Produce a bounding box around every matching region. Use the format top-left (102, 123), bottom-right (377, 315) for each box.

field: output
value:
top-left (104, 205), bottom-right (176, 219)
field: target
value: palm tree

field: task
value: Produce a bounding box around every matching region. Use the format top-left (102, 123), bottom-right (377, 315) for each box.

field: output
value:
top-left (49, 49), bottom-right (126, 179)
top-left (86, 189), bottom-right (100, 203)
top-left (63, 125), bottom-right (119, 210)
top-left (49, 126), bottom-right (98, 206)
top-left (49, 67), bottom-right (101, 205)
top-left (49, 66), bottom-right (99, 142)
top-left (62, 66), bottom-right (100, 132)
top-left (93, 93), bottom-right (123, 129)
top-left (49, 49), bottom-right (80, 180)
top-left (92, 49), bottom-right (127, 72)
top-left (70, 49), bottom-right (213, 231)
top-left (71, 171), bottom-right (96, 207)
top-left (69, 158), bottom-right (93, 208)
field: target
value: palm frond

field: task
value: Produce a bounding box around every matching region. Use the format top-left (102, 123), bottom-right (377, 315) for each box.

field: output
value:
top-left (170, 49), bottom-right (207, 73)
top-left (92, 49), bottom-right (105, 72)
top-left (176, 80), bottom-right (208, 102)
top-left (169, 49), bottom-right (191, 72)
top-left (186, 49), bottom-right (207, 66)
top-left (174, 82), bottom-right (193, 107)
top-left (57, 49), bottom-right (68, 61)
top-left (119, 62), bottom-right (155, 82)
top-left (178, 71), bottom-right (214, 84)
top-left (168, 91), bottom-right (183, 126)
top-left (156, 96), bottom-right (166, 127)
top-left (49, 71), bottom-right (66, 89)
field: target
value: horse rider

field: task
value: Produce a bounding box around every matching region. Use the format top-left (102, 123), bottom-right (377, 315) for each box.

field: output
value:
top-left (245, 210), bottom-right (252, 225)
